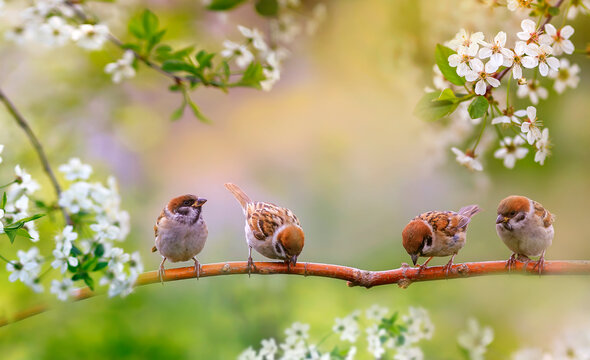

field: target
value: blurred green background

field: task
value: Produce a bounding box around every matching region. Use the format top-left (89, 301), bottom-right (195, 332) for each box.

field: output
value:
top-left (1, 0), bottom-right (590, 358)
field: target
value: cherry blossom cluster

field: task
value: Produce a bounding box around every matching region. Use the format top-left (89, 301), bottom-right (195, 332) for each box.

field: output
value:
top-left (237, 305), bottom-right (433, 360)
top-left (512, 327), bottom-right (590, 359)
top-left (1, 149), bottom-right (142, 300)
top-left (419, 1), bottom-right (584, 172)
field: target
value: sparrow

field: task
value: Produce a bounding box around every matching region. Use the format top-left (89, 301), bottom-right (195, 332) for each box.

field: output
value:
top-left (224, 183), bottom-right (304, 275)
top-left (496, 195), bottom-right (554, 273)
top-left (152, 194), bottom-right (208, 283)
top-left (402, 205), bottom-right (481, 274)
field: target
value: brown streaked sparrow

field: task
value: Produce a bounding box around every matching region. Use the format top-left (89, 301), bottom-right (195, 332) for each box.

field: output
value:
top-left (152, 194), bottom-right (208, 283)
top-left (224, 183), bottom-right (304, 275)
top-left (402, 205), bottom-right (481, 274)
top-left (496, 195), bottom-right (554, 273)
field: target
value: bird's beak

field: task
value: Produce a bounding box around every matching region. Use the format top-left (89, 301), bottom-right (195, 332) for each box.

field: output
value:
top-left (289, 255), bottom-right (298, 267)
top-left (496, 214), bottom-right (508, 224)
top-left (193, 198), bottom-right (207, 207)
top-left (411, 254), bottom-right (419, 266)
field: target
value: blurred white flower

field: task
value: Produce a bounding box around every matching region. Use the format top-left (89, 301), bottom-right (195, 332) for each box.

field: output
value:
top-left (566, 0), bottom-right (590, 19)
top-left (451, 147), bottom-right (483, 171)
top-left (14, 165), bottom-right (40, 195)
top-left (238, 25), bottom-right (268, 52)
top-left (58, 181), bottom-right (93, 213)
top-left (403, 307), bottom-right (434, 343)
top-left (394, 346), bottom-right (423, 360)
top-left (221, 40), bottom-right (254, 68)
top-left (447, 29), bottom-right (484, 53)
top-left (284, 322), bottom-right (310, 344)
top-left (366, 304), bottom-right (389, 321)
top-left (104, 247), bottom-right (130, 274)
top-left (541, 24), bottom-right (574, 55)
top-left (261, 52), bottom-right (281, 92)
top-left (5, 25), bottom-right (32, 44)
top-left (51, 228), bottom-right (79, 273)
top-left (478, 31), bottom-right (512, 67)
top-left (431, 64), bottom-right (450, 91)
top-left (517, 80), bottom-right (548, 105)
top-left (549, 58), bottom-right (580, 94)
top-left (507, 41), bottom-right (527, 80)
top-left (465, 60), bottom-right (500, 95)
top-left (90, 219), bottom-right (121, 242)
top-left (279, 340), bottom-right (306, 359)
top-left (50, 278), bottom-right (74, 301)
top-left (511, 348), bottom-right (547, 360)
top-left (72, 24), bottom-right (109, 50)
top-left (59, 158), bottom-right (93, 181)
top-left (520, 106), bottom-right (542, 145)
top-left (237, 347), bottom-right (259, 360)
top-left (104, 51), bottom-right (136, 83)
top-left (507, 0), bottom-right (533, 12)
top-left (516, 19), bottom-right (542, 45)
top-left (6, 247), bottom-right (43, 290)
top-left (494, 136), bottom-right (528, 169)
top-left (366, 325), bottom-right (387, 358)
top-left (128, 251), bottom-right (143, 282)
top-left (457, 318), bottom-right (494, 360)
top-left (274, 14), bottom-right (301, 44)
top-left (259, 338), bottom-right (278, 360)
top-left (306, 3), bottom-right (327, 35)
top-left (333, 315), bottom-right (360, 343)
top-left (523, 43), bottom-right (559, 76)
top-left (38, 16), bottom-right (73, 47)
top-left (534, 128), bottom-right (550, 165)
top-left (107, 276), bottom-right (134, 297)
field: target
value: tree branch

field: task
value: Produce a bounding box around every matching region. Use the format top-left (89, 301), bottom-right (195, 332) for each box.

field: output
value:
top-left (0, 87), bottom-right (71, 225)
top-left (2, 259), bottom-right (590, 327)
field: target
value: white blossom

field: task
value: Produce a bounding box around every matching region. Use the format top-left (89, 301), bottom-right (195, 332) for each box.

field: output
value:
top-left (507, 0), bottom-right (533, 12)
top-left (238, 25), bottom-right (268, 52)
top-left (366, 324), bottom-right (387, 358)
top-left (516, 19), bottom-right (542, 45)
top-left (221, 40), bottom-right (254, 68)
top-left (90, 219), bottom-right (121, 242)
top-left (261, 52), bottom-right (281, 92)
top-left (13, 165), bottom-right (40, 195)
top-left (541, 24), bottom-right (574, 55)
top-left (523, 43), bottom-right (559, 76)
top-left (366, 304), bottom-right (389, 321)
top-left (448, 44), bottom-right (480, 77)
top-left (274, 14), bottom-right (301, 43)
top-left (491, 108), bottom-right (526, 125)
top-left (259, 338), bottom-right (278, 360)
top-left (566, 0), bottom-right (590, 19)
top-left (58, 181), bottom-right (94, 213)
top-left (534, 128), bottom-right (550, 165)
top-left (333, 315), bottom-right (360, 343)
top-left (284, 322), bottom-right (310, 344)
top-left (451, 147), bottom-right (483, 171)
top-left (447, 29), bottom-right (484, 53)
top-left (520, 106), bottom-right (542, 145)
top-left (517, 80), bottom-right (548, 105)
top-left (508, 41), bottom-right (527, 79)
top-left (237, 347), bottom-right (259, 360)
top-left (478, 31), bottom-right (512, 67)
top-left (457, 318), bottom-right (494, 360)
top-left (494, 136), bottom-right (528, 169)
top-left (403, 307), bottom-right (434, 343)
top-left (6, 247), bottom-right (43, 291)
top-left (107, 276), bottom-right (134, 297)
top-left (104, 51), bottom-right (136, 83)
top-left (465, 60), bottom-right (500, 95)
top-left (549, 58), bottom-right (580, 94)
top-left (394, 347), bottom-right (423, 360)
top-left (59, 157), bottom-right (93, 181)
top-left (128, 251), bottom-right (143, 282)
top-left (104, 247), bottom-right (130, 274)
top-left (50, 278), bottom-right (74, 301)
top-left (38, 16), bottom-right (73, 47)
top-left (72, 24), bottom-right (109, 50)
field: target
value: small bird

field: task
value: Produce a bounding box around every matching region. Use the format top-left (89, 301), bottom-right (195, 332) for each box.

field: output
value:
top-left (224, 183), bottom-right (304, 275)
top-left (152, 194), bottom-right (208, 283)
top-left (496, 195), bottom-right (554, 273)
top-left (402, 205), bottom-right (481, 274)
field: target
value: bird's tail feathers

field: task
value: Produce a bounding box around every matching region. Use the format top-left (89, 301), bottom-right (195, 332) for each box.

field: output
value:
top-left (224, 183), bottom-right (252, 209)
top-left (458, 204), bottom-right (482, 218)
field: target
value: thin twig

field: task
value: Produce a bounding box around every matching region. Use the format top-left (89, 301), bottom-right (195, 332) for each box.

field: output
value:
top-left (0, 87), bottom-right (71, 225)
top-left (2, 259), bottom-right (590, 327)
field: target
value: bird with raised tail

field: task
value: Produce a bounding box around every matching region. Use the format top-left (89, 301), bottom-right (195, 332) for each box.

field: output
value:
top-left (153, 194), bottom-right (208, 283)
top-left (496, 195), bottom-right (554, 273)
top-left (224, 183), bottom-right (304, 275)
top-left (402, 205), bottom-right (481, 274)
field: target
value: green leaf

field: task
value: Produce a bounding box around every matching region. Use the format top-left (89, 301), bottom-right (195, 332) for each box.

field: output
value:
top-left (4, 229), bottom-right (18, 244)
top-left (435, 44), bottom-right (466, 86)
top-left (71, 272), bottom-right (85, 281)
top-left (548, 6), bottom-right (559, 16)
top-left (161, 60), bottom-right (199, 74)
top-left (83, 274), bottom-right (95, 291)
top-left (413, 91), bottom-right (459, 122)
top-left (255, 0), bottom-right (279, 17)
top-left (187, 98), bottom-right (211, 124)
top-left (437, 88), bottom-right (457, 102)
top-left (128, 15), bottom-right (145, 39)
top-left (141, 9), bottom-right (159, 37)
top-left (4, 213), bottom-right (45, 231)
top-left (467, 96), bottom-right (489, 119)
top-left (207, 0), bottom-right (247, 11)
top-left (146, 29), bottom-right (166, 54)
top-left (94, 261), bottom-right (109, 271)
top-left (94, 243), bottom-right (105, 257)
top-left (222, 61), bottom-right (231, 81)
top-left (1, 192), bottom-right (6, 210)
top-left (82, 257), bottom-right (98, 271)
top-left (196, 50), bottom-right (215, 69)
top-left (171, 102), bottom-right (186, 121)
top-left (239, 62), bottom-right (265, 88)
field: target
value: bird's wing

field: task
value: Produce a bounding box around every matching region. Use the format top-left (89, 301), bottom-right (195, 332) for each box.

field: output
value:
top-left (247, 202), bottom-right (298, 241)
top-left (533, 201), bottom-right (555, 228)
top-left (420, 211), bottom-right (465, 237)
top-left (152, 209), bottom-right (165, 252)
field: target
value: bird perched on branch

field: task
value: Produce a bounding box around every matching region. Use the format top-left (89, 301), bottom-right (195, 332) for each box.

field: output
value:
top-left (402, 205), bottom-right (481, 274)
top-left (152, 194), bottom-right (208, 283)
top-left (224, 183), bottom-right (304, 275)
top-left (496, 195), bottom-right (554, 273)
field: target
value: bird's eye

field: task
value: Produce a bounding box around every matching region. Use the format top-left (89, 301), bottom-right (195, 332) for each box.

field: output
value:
top-left (183, 200), bottom-right (192, 206)
top-left (509, 211), bottom-right (516, 216)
